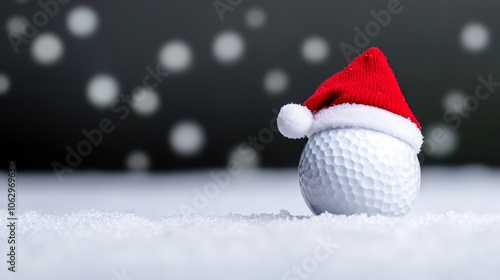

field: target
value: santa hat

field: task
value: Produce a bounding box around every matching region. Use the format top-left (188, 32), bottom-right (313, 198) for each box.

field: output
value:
top-left (277, 47), bottom-right (423, 153)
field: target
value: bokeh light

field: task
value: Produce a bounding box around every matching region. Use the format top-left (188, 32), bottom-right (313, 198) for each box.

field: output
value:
top-left (424, 124), bottom-right (459, 158)
top-left (227, 145), bottom-right (260, 169)
top-left (159, 40), bottom-right (193, 73)
top-left (460, 22), bottom-right (490, 53)
top-left (263, 69), bottom-right (289, 95)
top-left (443, 90), bottom-right (466, 114)
top-left (169, 121), bottom-right (206, 157)
top-left (213, 31), bottom-right (245, 65)
top-left (6, 15), bottom-right (27, 35)
top-left (67, 6), bottom-right (99, 38)
top-left (301, 36), bottom-right (329, 63)
top-left (125, 150), bottom-right (151, 171)
top-left (0, 73), bottom-right (10, 95)
top-left (31, 33), bottom-right (64, 66)
top-left (245, 7), bottom-right (267, 29)
top-left (86, 74), bottom-right (119, 109)
top-left (132, 88), bottom-right (160, 116)
top-left (3, 1), bottom-right (500, 171)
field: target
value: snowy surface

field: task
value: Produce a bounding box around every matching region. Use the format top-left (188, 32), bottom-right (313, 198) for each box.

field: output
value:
top-left (0, 167), bottom-right (500, 279)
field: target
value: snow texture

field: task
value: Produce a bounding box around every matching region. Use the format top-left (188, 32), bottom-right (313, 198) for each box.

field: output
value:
top-left (0, 167), bottom-right (499, 280)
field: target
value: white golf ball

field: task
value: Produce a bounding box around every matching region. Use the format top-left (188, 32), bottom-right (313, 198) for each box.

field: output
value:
top-left (298, 127), bottom-right (420, 217)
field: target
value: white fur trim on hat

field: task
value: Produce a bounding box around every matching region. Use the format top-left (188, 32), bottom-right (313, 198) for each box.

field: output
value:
top-left (277, 103), bottom-right (313, 139)
top-left (306, 103), bottom-right (423, 153)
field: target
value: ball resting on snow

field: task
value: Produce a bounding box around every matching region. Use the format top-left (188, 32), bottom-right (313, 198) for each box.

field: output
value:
top-left (299, 127), bottom-right (420, 217)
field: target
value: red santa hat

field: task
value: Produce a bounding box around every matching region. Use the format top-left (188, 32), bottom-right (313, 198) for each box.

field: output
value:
top-left (277, 47), bottom-right (423, 153)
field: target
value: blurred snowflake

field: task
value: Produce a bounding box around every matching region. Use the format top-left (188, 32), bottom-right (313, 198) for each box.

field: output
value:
top-left (31, 33), bottom-right (64, 66)
top-left (169, 121), bottom-right (206, 157)
top-left (213, 31), bottom-right (245, 65)
top-left (67, 6), bottom-right (99, 38)
top-left (460, 22), bottom-right (490, 53)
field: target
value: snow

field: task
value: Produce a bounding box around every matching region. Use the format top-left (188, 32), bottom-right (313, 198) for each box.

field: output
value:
top-left (1, 167), bottom-right (500, 279)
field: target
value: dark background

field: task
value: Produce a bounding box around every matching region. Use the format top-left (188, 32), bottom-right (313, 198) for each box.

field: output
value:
top-left (1, 0), bottom-right (499, 171)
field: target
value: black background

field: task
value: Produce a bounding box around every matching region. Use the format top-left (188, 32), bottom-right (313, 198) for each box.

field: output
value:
top-left (1, 0), bottom-right (499, 170)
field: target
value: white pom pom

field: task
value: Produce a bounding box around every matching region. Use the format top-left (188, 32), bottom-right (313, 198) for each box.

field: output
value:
top-left (277, 103), bottom-right (313, 139)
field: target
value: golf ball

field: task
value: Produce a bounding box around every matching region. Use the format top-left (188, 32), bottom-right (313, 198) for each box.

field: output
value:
top-left (298, 127), bottom-right (420, 216)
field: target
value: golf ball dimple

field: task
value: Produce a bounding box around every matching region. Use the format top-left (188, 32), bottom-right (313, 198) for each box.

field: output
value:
top-left (298, 127), bottom-right (420, 217)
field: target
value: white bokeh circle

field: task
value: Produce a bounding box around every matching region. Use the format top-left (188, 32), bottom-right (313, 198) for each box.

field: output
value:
top-left (86, 74), bottom-right (119, 108)
top-left (0, 73), bottom-right (11, 95)
top-left (67, 6), bottom-right (99, 38)
top-left (6, 15), bottom-right (27, 35)
top-left (263, 69), bottom-right (289, 95)
top-left (460, 22), bottom-right (490, 53)
top-left (169, 121), bottom-right (206, 157)
top-left (227, 145), bottom-right (260, 169)
top-left (443, 90), bottom-right (466, 114)
top-left (159, 40), bottom-right (193, 73)
top-left (125, 150), bottom-right (151, 171)
top-left (213, 31), bottom-right (245, 65)
top-left (245, 7), bottom-right (267, 29)
top-left (31, 33), bottom-right (64, 66)
top-left (424, 124), bottom-right (459, 158)
top-left (301, 36), bottom-right (329, 63)
top-left (132, 88), bottom-right (160, 116)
